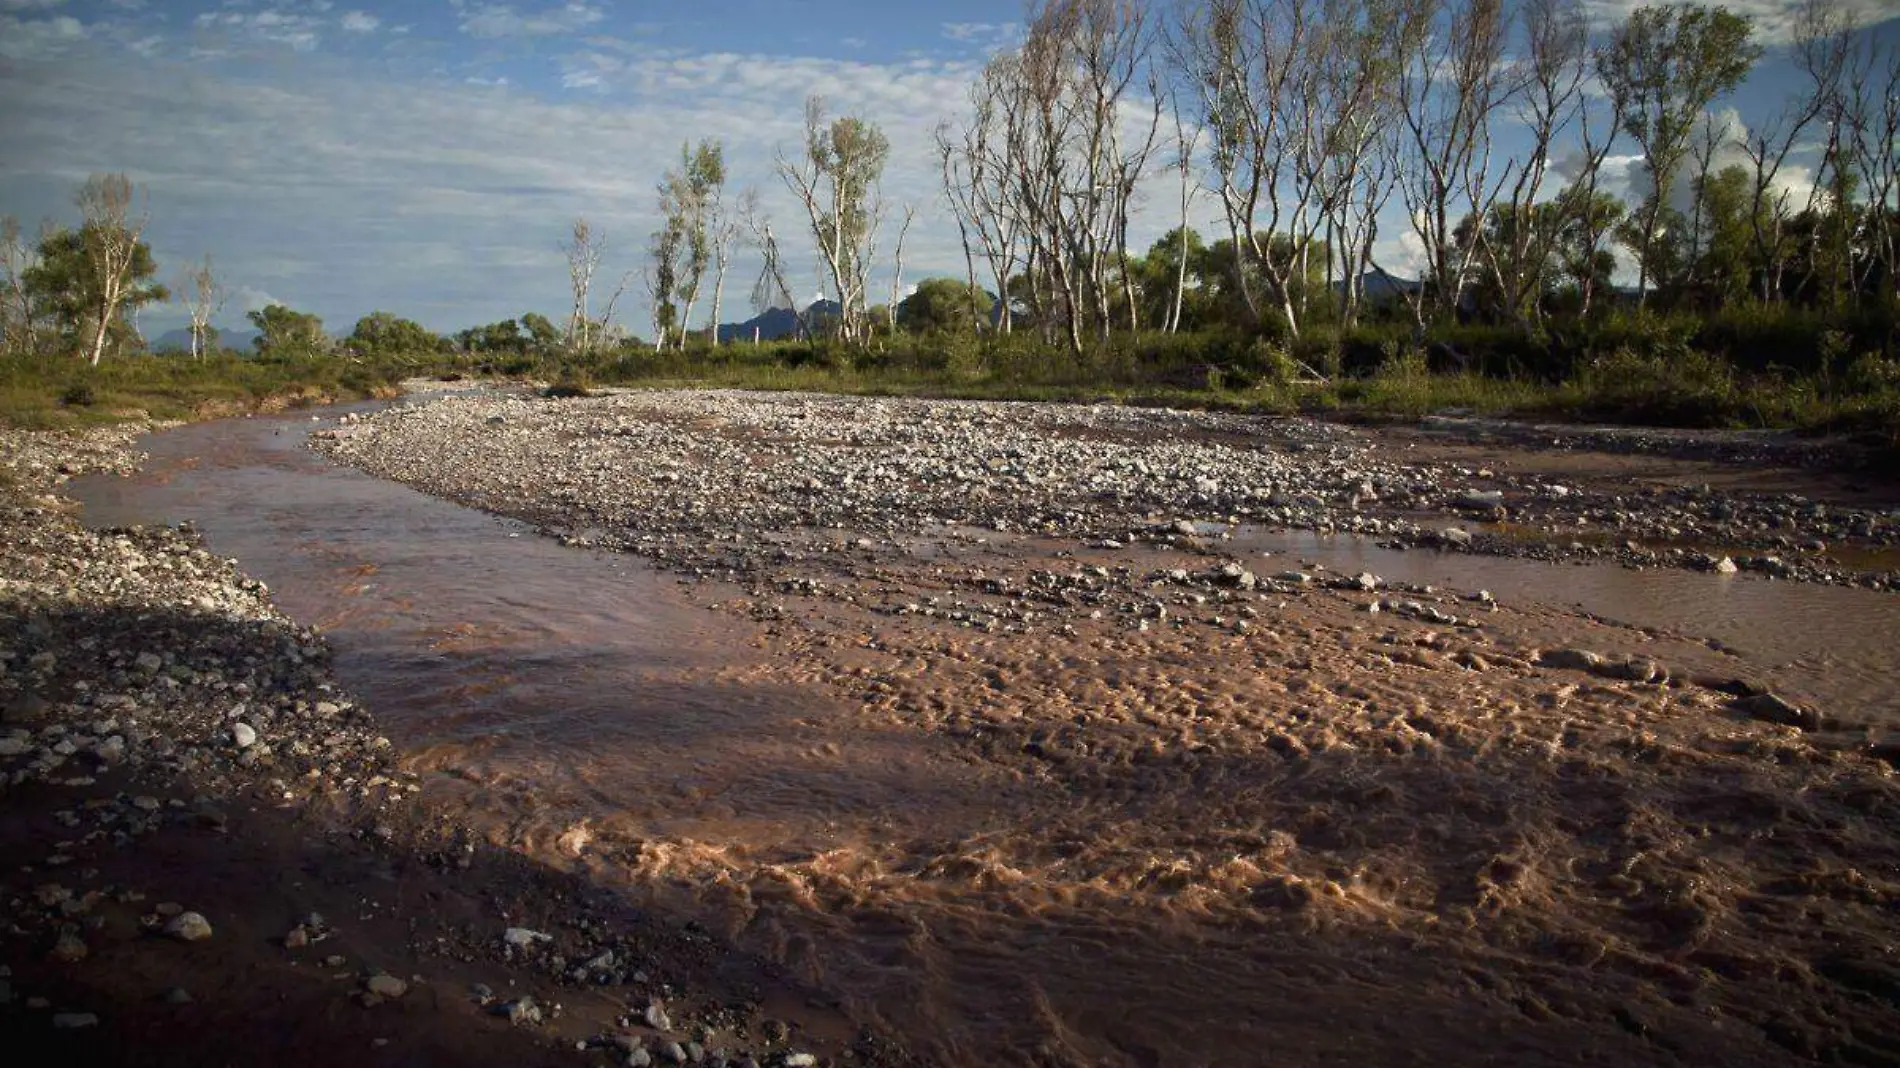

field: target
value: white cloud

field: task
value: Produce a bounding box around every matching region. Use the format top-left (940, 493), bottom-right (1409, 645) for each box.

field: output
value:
top-left (232, 286), bottom-right (287, 315)
top-left (341, 11), bottom-right (379, 33)
top-left (194, 9), bottom-right (324, 53)
top-left (0, 13), bottom-right (85, 60)
top-left (453, 1), bottom-right (604, 39)
top-left (0, 0), bottom-right (70, 13)
top-left (1579, 0), bottom-right (1900, 45)
top-left (941, 22), bottom-right (1018, 46)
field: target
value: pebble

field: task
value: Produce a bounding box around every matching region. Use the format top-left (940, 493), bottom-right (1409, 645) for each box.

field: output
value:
top-left (48, 931), bottom-right (88, 963)
top-left (164, 911), bottom-right (214, 942)
top-left (230, 722), bottom-right (257, 749)
top-left (503, 926), bottom-right (551, 948)
top-left (365, 974), bottom-right (408, 999)
top-left (52, 1013), bottom-right (100, 1029)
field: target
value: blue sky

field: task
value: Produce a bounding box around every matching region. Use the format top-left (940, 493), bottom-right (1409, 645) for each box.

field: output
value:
top-left (1, 0), bottom-right (1895, 336)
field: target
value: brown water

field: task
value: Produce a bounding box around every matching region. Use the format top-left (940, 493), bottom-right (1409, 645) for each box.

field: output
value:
top-left (70, 407), bottom-right (1900, 1067)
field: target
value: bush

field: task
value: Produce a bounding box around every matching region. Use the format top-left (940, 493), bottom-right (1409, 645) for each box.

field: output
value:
top-left (1579, 342), bottom-right (1742, 427)
top-left (543, 367), bottom-right (594, 398)
top-left (59, 380), bottom-right (97, 407)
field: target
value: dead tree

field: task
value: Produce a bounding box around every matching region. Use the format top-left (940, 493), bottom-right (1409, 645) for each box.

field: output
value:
top-left (564, 217), bottom-right (605, 356)
top-left (177, 253), bottom-right (226, 359)
top-left (1391, 0), bottom-right (1522, 326)
top-left (887, 203), bottom-right (916, 335)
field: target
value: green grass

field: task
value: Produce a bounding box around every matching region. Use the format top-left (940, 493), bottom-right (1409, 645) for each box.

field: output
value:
top-left (0, 349), bottom-right (418, 429)
top-left (8, 327), bottom-right (1897, 464)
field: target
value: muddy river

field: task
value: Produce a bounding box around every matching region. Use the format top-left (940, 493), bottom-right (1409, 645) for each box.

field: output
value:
top-left (71, 402), bottom-right (1900, 1066)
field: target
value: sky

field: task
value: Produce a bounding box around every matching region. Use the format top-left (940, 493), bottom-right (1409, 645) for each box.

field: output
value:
top-left (1, 0), bottom-right (1897, 338)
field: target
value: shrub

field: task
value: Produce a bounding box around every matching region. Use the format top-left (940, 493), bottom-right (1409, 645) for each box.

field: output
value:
top-left (59, 381), bottom-right (97, 407)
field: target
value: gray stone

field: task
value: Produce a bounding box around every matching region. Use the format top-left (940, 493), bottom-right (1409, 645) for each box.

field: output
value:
top-left (365, 974), bottom-right (408, 998)
top-left (52, 1013), bottom-right (100, 1029)
top-left (1734, 693), bottom-right (1822, 731)
top-left (230, 722), bottom-right (257, 749)
top-left (1535, 648), bottom-right (1602, 673)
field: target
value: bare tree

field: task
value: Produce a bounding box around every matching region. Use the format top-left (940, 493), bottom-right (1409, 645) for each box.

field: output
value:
top-left (887, 203), bottom-right (917, 335)
top-left (564, 217), bottom-right (605, 356)
top-left (74, 173), bottom-right (150, 366)
top-left (706, 182), bottom-right (740, 346)
top-left (176, 253), bottom-right (226, 359)
top-left (1734, 0), bottom-right (1851, 302)
top-left (1, 215), bottom-right (39, 356)
top-left (1479, 0), bottom-right (1589, 327)
top-left (936, 121), bottom-right (991, 333)
top-left (940, 70), bottom-right (1024, 335)
top-left (1174, 0), bottom-right (1376, 338)
top-left (1391, 0), bottom-right (1522, 326)
top-left (778, 95), bottom-right (890, 343)
top-left (1164, 93), bottom-right (1199, 334)
top-left (1842, 22), bottom-right (1900, 307)
top-left (975, 0), bottom-right (1159, 352)
top-left (739, 189), bottom-right (806, 341)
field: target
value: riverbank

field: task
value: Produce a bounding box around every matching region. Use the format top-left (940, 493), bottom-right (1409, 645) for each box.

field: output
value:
top-left (308, 387), bottom-right (1900, 1065)
top-left (317, 387), bottom-right (1899, 591)
top-left (0, 423), bottom-right (901, 1067)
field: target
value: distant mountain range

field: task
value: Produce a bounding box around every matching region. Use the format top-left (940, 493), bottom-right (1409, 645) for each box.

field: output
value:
top-left (714, 300), bottom-right (841, 343)
top-left (151, 327), bottom-right (261, 353)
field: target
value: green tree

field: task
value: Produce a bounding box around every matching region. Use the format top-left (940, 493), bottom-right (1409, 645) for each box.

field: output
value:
top-left (896, 278), bottom-right (995, 334)
top-left (22, 223), bottom-right (165, 359)
top-left (519, 312), bottom-right (560, 353)
top-left (1596, 4), bottom-right (1760, 303)
top-left (248, 304), bottom-right (328, 356)
top-left (1684, 163), bottom-right (1759, 308)
top-left (347, 311), bottom-right (443, 358)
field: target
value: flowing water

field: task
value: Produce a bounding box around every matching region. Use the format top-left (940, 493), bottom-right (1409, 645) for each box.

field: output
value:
top-left (70, 405), bottom-right (1900, 1066)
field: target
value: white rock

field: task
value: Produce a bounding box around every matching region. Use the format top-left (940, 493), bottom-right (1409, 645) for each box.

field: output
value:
top-left (231, 722), bottom-right (257, 749)
top-left (503, 927), bottom-right (551, 947)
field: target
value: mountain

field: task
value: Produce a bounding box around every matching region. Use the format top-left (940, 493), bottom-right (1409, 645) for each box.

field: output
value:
top-left (152, 327), bottom-right (261, 353)
top-left (715, 299), bottom-right (842, 343)
top-left (1338, 267), bottom-right (1419, 301)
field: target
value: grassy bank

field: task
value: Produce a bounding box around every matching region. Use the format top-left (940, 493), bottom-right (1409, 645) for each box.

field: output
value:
top-left (0, 350), bottom-right (419, 429)
top-left (569, 325), bottom-right (1900, 449)
top-left (7, 318), bottom-right (1898, 464)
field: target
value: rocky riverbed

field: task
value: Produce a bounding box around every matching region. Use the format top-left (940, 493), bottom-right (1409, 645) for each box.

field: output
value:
top-left (314, 389), bottom-right (1900, 592)
top-left (298, 387), bottom-right (1900, 1066)
top-left (0, 423), bottom-right (899, 1068)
